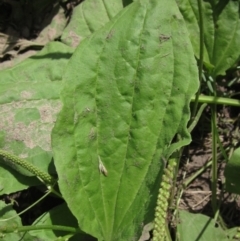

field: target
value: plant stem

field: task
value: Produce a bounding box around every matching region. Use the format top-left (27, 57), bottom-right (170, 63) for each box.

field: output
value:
top-left (191, 95), bottom-right (240, 106)
top-left (211, 104), bottom-right (218, 214)
top-left (188, 103), bottom-right (207, 133)
top-left (182, 160), bottom-right (212, 188)
top-left (172, 157), bottom-right (189, 223)
top-left (0, 224), bottom-right (83, 234)
top-left (0, 191), bottom-right (51, 222)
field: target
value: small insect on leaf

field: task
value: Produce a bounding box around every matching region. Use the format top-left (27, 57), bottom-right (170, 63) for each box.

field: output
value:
top-left (98, 156), bottom-right (108, 177)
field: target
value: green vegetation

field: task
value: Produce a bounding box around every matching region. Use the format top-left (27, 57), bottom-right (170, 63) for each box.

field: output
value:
top-left (0, 0), bottom-right (240, 240)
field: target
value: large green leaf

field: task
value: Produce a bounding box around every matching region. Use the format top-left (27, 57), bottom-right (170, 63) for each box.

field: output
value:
top-left (176, 0), bottom-right (212, 65)
top-left (225, 147), bottom-right (240, 195)
top-left (212, 1), bottom-right (240, 76)
top-left (52, 0), bottom-right (198, 240)
top-left (0, 42), bottom-right (74, 194)
top-left (30, 203), bottom-right (95, 241)
top-left (0, 202), bottom-right (95, 240)
top-left (61, 0), bottom-right (125, 47)
top-left (178, 0), bottom-right (240, 77)
top-left (0, 202), bottom-right (34, 241)
top-left (177, 211), bottom-right (230, 241)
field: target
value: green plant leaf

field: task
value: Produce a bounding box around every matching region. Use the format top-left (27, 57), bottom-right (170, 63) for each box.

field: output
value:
top-left (227, 227), bottom-right (240, 240)
top-left (224, 147), bottom-right (240, 195)
top-left (211, 0), bottom-right (240, 76)
top-left (177, 210), bottom-right (229, 241)
top-left (0, 202), bottom-right (33, 241)
top-left (61, 0), bottom-right (124, 47)
top-left (0, 42), bottom-right (73, 194)
top-left (0, 164), bottom-right (41, 195)
top-left (178, 0), bottom-right (240, 76)
top-left (30, 203), bottom-right (95, 241)
top-left (0, 202), bottom-right (95, 240)
top-left (52, 0), bottom-right (198, 240)
top-left (176, 0), bottom-right (212, 65)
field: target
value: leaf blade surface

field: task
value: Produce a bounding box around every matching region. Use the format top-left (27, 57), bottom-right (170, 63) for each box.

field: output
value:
top-left (52, 1), bottom-right (198, 240)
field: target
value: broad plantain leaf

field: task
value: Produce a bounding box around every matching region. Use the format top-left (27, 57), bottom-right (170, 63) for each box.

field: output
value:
top-left (211, 0), bottom-right (240, 76)
top-left (0, 42), bottom-right (73, 194)
top-left (0, 202), bottom-right (95, 240)
top-left (176, 0), bottom-right (212, 66)
top-left (177, 211), bottom-right (229, 241)
top-left (0, 201), bottom-right (34, 241)
top-left (0, 165), bottom-right (41, 196)
top-left (225, 147), bottom-right (240, 195)
top-left (178, 0), bottom-right (240, 77)
top-left (52, 0), bottom-right (198, 240)
top-left (61, 0), bottom-right (124, 47)
top-left (30, 203), bottom-right (96, 241)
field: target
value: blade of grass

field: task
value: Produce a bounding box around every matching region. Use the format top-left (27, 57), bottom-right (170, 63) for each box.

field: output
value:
top-left (211, 103), bottom-right (218, 214)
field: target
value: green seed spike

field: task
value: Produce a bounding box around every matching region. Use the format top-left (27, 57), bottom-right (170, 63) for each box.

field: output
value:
top-left (0, 149), bottom-right (56, 186)
top-left (153, 158), bottom-right (176, 241)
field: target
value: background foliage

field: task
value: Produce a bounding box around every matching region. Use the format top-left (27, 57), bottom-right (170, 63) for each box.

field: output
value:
top-left (0, 0), bottom-right (239, 240)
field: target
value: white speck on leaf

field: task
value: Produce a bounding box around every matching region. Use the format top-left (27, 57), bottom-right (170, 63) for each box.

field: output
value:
top-left (98, 156), bottom-right (108, 177)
